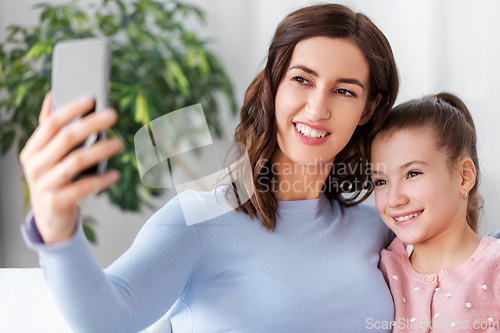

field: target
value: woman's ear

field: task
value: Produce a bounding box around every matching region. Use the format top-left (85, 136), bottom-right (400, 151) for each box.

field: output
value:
top-left (459, 157), bottom-right (477, 194)
top-left (358, 94), bottom-right (382, 126)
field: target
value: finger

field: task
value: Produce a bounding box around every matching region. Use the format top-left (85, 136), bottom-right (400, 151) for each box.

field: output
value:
top-left (56, 170), bottom-right (121, 207)
top-left (37, 108), bottom-right (118, 170)
top-left (39, 91), bottom-right (52, 124)
top-left (38, 138), bottom-right (122, 189)
top-left (22, 97), bottom-right (96, 159)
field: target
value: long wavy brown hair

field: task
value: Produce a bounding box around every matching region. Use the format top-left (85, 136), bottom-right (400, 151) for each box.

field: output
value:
top-left (225, 4), bottom-right (399, 231)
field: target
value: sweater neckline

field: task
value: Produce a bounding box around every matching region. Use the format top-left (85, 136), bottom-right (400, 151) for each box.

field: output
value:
top-left (277, 192), bottom-right (328, 213)
top-left (391, 237), bottom-right (491, 281)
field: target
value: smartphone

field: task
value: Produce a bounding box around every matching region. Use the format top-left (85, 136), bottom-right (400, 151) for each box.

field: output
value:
top-left (51, 38), bottom-right (111, 181)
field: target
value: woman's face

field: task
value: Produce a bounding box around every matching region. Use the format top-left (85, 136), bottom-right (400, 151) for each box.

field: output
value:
top-left (274, 37), bottom-right (375, 167)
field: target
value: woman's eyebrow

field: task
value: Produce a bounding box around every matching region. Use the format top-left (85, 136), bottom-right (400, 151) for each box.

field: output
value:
top-left (289, 65), bottom-right (365, 90)
top-left (338, 78), bottom-right (364, 90)
top-left (289, 65), bottom-right (318, 77)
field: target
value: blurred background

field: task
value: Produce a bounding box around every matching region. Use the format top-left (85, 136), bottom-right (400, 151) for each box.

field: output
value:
top-left (0, 0), bottom-right (499, 268)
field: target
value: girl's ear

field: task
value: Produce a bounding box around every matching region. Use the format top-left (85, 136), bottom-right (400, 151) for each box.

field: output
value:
top-left (459, 157), bottom-right (477, 194)
top-left (358, 94), bottom-right (382, 126)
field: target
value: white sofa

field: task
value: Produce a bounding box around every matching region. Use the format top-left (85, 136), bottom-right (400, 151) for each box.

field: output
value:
top-left (0, 268), bottom-right (172, 333)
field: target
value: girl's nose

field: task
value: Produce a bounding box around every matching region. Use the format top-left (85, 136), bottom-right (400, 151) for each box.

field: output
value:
top-left (387, 184), bottom-right (409, 208)
top-left (305, 90), bottom-right (331, 121)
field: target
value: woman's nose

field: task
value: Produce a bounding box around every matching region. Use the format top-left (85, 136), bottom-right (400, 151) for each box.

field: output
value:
top-left (387, 184), bottom-right (409, 208)
top-left (305, 90), bottom-right (331, 121)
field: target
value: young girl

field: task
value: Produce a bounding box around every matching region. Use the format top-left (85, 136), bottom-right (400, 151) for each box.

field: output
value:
top-left (371, 93), bottom-right (500, 331)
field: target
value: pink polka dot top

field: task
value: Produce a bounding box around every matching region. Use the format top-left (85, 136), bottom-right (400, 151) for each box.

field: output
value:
top-left (380, 237), bottom-right (500, 332)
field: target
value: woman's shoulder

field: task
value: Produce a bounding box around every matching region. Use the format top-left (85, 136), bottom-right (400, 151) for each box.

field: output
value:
top-left (153, 186), bottom-right (236, 227)
top-left (335, 198), bottom-right (386, 227)
top-left (329, 197), bottom-right (393, 246)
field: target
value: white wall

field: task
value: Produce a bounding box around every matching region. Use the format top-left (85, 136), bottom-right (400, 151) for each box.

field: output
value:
top-left (1, 0), bottom-right (500, 267)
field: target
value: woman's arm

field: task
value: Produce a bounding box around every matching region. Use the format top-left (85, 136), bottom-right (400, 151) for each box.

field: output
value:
top-left (22, 193), bottom-right (206, 333)
top-left (19, 92), bottom-right (121, 243)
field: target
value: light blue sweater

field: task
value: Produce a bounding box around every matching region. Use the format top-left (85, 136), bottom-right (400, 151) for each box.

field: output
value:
top-left (22, 189), bottom-right (394, 332)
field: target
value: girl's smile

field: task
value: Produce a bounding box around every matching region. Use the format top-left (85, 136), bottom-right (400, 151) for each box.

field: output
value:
top-left (391, 209), bottom-right (423, 227)
top-left (371, 129), bottom-right (466, 245)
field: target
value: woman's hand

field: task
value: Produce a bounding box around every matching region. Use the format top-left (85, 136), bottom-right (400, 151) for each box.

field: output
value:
top-left (19, 92), bottom-right (122, 243)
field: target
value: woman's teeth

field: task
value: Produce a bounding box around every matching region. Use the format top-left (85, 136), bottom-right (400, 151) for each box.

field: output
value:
top-left (394, 212), bottom-right (421, 222)
top-left (295, 123), bottom-right (327, 138)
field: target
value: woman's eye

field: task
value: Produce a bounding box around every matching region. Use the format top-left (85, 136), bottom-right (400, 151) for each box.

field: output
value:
top-left (336, 88), bottom-right (356, 97)
top-left (293, 76), bottom-right (309, 85)
top-left (406, 171), bottom-right (422, 179)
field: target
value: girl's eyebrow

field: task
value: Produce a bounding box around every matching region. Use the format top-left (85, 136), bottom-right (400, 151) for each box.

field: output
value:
top-left (370, 160), bottom-right (427, 175)
top-left (401, 160), bottom-right (428, 169)
top-left (289, 64), bottom-right (365, 90)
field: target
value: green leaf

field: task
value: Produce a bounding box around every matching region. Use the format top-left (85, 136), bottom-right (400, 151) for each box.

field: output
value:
top-left (14, 84), bottom-right (27, 107)
top-left (193, 7), bottom-right (205, 23)
top-left (134, 92), bottom-right (149, 125)
top-left (119, 92), bottom-right (134, 109)
top-left (114, 0), bottom-right (127, 15)
top-left (1, 130), bottom-right (16, 154)
top-left (22, 176), bottom-right (30, 215)
top-left (32, 3), bottom-right (51, 10)
top-left (82, 223), bottom-right (97, 244)
top-left (5, 26), bottom-right (21, 41)
top-left (165, 58), bottom-right (191, 98)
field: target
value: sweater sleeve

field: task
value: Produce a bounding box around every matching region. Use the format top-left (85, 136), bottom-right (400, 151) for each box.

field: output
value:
top-left (21, 192), bottom-right (206, 333)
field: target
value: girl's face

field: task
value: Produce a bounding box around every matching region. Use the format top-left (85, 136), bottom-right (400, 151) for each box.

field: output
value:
top-left (371, 129), bottom-right (467, 245)
top-left (274, 37), bottom-right (375, 167)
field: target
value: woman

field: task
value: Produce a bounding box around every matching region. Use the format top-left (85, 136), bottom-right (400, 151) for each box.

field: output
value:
top-left (20, 4), bottom-right (398, 332)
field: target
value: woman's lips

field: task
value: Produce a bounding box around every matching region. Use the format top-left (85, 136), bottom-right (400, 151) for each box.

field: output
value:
top-left (293, 120), bottom-right (331, 134)
top-left (292, 123), bottom-right (330, 146)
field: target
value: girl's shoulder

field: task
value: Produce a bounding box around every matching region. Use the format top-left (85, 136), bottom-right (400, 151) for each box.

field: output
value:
top-left (380, 238), bottom-right (408, 260)
top-left (478, 236), bottom-right (500, 260)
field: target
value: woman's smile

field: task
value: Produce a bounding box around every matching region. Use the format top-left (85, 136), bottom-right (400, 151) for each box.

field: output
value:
top-left (292, 122), bottom-right (330, 146)
top-left (274, 36), bottom-right (373, 166)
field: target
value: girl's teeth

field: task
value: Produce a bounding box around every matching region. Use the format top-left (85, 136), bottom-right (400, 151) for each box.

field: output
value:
top-left (394, 212), bottom-right (421, 222)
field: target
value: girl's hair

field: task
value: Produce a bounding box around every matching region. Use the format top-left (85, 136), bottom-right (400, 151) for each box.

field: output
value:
top-left (374, 92), bottom-right (482, 232)
top-left (226, 4), bottom-right (399, 231)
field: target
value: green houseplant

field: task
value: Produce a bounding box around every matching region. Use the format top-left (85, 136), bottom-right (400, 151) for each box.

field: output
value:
top-left (0, 0), bottom-right (237, 242)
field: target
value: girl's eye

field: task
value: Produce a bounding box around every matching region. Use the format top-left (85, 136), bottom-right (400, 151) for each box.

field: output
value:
top-left (406, 170), bottom-right (422, 179)
top-left (336, 88), bottom-right (356, 97)
top-left (292, 76), bottom-right (310, 85)
top-left (373, 179), bottom-right (386, 187)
